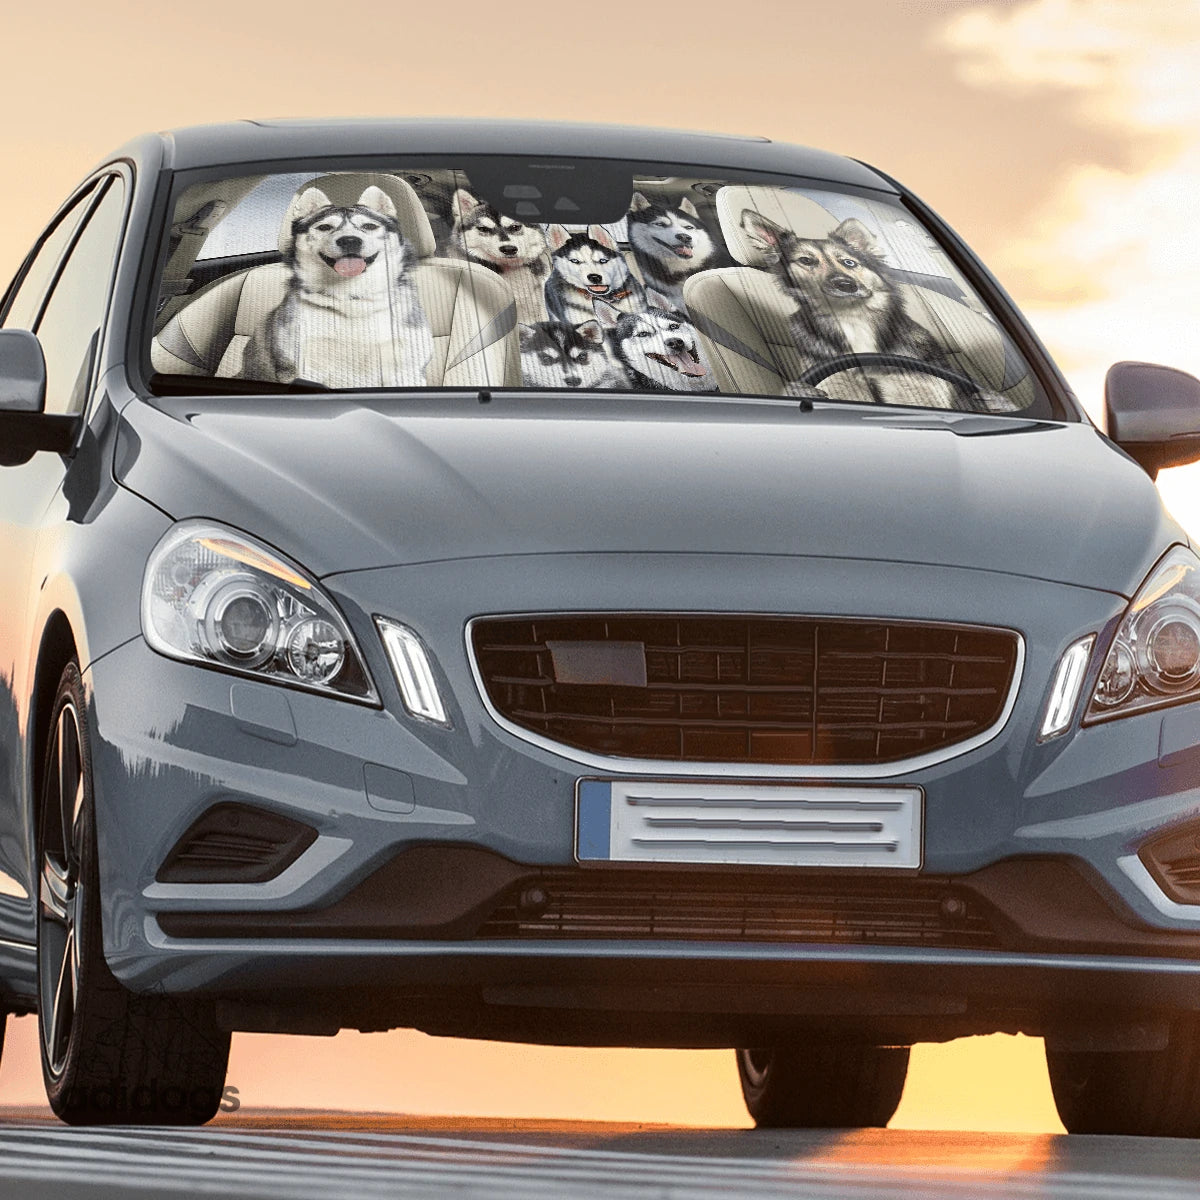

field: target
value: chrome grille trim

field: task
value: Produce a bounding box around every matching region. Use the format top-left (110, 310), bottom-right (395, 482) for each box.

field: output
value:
top-left (465, 613), bottom-right (1025, 779)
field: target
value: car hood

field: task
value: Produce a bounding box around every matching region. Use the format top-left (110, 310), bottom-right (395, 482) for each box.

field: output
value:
top-left (115, 394), bottom-right (1180, 594)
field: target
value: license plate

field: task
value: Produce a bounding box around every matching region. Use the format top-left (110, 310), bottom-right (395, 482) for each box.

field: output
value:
top-left (576, 779), bottom-right (922, 869)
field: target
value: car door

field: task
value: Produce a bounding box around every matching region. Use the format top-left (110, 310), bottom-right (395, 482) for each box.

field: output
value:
top-left (0, 172), bottom-right (127, 952)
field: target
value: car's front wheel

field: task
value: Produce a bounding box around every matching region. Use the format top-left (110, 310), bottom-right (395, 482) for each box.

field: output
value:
top-left (736, 1043), bottom-right (910, 1128)
top-left (37, 661), bottom-right (231, 1125)
top-left (1046, 1021), bottom-right (1200, 1136)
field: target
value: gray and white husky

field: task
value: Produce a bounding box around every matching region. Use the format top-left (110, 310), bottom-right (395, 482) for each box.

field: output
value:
top-left (249, 185), bottom-right (433, 389)
top-left (594, 293), bottom-right (717, 393)
top-left (626, 191), bottom-right (721, 312)
top-left (518, 319), bottom-right (627, 390)
top-left (444, 188), bottom-right (550, 324)
top-left (544, 225), bottom-right (645, 327)
top-left (741, 210), bottom-right (970, 408)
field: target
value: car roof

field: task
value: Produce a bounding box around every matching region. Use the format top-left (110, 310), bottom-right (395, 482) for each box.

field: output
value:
top-left (116, 118), bottom-right (896, 192)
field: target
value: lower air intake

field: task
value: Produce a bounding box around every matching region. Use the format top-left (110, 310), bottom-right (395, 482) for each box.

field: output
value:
top-left (156, 802), bottom-right (317, 884)
top-left (477, 869), bottom-right (1000, 950)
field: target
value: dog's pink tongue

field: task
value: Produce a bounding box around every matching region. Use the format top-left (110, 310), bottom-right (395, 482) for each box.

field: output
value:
top-left (334, 257), bottom-right (367, 278)
top-left (667, 353), bottom-right (707, 377)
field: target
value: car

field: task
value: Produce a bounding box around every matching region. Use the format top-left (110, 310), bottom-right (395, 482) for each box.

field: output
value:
top-left (2, 118), bottom-right (1200, 1133)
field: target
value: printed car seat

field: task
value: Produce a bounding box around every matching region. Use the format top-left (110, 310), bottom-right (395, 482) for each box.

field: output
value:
top-left (151, 173), bottom-right (520, 388)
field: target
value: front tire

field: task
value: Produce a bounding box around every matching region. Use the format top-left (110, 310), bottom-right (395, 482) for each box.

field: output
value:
top-left (36, 662), bottom-right (231, 1125)
top-left (736, 1043), bottom-right (910, 1128)
top-left (1046, 1021), bottom-right (1200, 1137)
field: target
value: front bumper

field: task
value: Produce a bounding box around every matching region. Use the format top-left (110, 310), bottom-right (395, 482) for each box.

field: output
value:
top-left (80, 552), bottom-right (1200, 1037)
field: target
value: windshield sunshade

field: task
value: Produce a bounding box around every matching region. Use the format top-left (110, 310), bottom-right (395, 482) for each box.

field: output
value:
top-left (149, 161), bottom-right (1051, 416)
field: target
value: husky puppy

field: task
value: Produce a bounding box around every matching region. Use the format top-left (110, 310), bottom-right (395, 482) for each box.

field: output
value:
top-left (444, 188), bottom-right (550, 324)
top-left (741, 211), bottom-right (960, 408)
top-left (626, 191), bottom-right (721, 312)
top-left (593, 293), bottom-right (717, 393)
top-left (544, 225), bottom-right (645, 327)
top-left (518, 320), bottom-right (627, 390)
top-left (249, 185), bottom-right (433, 389)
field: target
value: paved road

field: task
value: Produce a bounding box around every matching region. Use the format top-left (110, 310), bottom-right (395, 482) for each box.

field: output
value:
top-left (0, 1109), bottom-right (1196, 1198)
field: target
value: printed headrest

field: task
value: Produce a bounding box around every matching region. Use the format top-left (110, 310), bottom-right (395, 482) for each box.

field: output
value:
top-left (277, 172), bottom-right (437, 259)
top-left (716, 185), bottom-right (842, 266)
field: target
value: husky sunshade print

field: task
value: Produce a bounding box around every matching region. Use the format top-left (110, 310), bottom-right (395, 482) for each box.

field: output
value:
top-left (150, 167), bottom-right (1033, 412)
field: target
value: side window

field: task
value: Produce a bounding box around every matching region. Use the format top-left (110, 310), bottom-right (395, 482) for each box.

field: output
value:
top-left (34, 176), bottom-right (126, 416)
top-left (1, 182), bottom-right (97, 332)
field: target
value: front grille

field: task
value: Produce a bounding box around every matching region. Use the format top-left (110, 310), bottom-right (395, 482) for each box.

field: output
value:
top-left (478, 869), bottom-right (1000, 950)
top-left (471, 615), bottom-right (1018, 765)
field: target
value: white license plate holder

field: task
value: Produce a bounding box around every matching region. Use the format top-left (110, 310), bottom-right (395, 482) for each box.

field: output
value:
top-left (575, 778), bottom-right (922, 869)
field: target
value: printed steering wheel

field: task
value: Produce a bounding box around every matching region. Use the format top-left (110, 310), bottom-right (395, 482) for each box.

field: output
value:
top-left (797, 352), bottom-right (984, 396)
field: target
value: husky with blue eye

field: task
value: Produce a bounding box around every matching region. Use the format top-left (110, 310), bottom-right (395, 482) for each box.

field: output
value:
top-left (544, 224), bottom-right (645, 327)
top-left (740, 210), bottom-right (963, 408)
top-left (250, 184), bottom-right (433, 389)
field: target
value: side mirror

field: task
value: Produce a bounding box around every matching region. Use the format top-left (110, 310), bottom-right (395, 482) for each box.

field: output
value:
top-left (0, 329), bottom-right (77, 467)
top-left (1106, 361), bottom-right (1200, 479)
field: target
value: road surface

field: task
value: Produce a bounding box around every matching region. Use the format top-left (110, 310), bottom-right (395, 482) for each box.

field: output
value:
top-left (0, 1109), bottom-right (1194, 1198)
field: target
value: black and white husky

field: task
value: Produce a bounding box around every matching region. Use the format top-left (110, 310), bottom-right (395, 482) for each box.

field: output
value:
top-left (444, 188), bottom-right (550, 324)
top-left (740, 210), bottom-right (962, 407)
top-left (626, 191), bottom-right (721, 312)
top-left (594, 293), bottom-right (717, 393)
top-left (250, 185), bottom-right (433, 388)
top-left (544, 225), bottom-right (645, 327)
top-left (518, 319), bottom-right (627, 390)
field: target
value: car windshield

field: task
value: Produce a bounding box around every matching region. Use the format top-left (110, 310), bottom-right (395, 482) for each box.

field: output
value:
top-left (148, 158), bottom-right (1057, 417)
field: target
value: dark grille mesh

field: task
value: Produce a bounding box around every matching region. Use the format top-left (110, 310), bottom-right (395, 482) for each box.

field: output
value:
top-left (472, 615), bottom-right (1018, 765)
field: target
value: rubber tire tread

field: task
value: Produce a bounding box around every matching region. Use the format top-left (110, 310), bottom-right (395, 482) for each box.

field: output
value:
top-left (39, 662), bottom-right (231, 1126)
top-left (1046, 1019), bottom-right (1200, 1137)
top-left (737, 1044), bottom-right (910, 1128)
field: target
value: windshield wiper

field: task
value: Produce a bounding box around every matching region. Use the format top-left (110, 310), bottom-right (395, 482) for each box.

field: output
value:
top-left (149, 373), bottom-right (330, 396)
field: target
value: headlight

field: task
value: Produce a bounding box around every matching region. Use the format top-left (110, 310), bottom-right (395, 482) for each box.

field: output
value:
top-left (1086, 545), bottom-right (1200, 723)
top-left (141, 521), bottom-right (377, 703)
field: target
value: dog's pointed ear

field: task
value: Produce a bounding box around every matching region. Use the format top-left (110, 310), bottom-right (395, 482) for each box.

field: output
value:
top-left (833, 218), bottom-right (875, 255)
top-left (288, 187), bottom-right (333, 225)
top-left (592, 299), bottom-right (621, 329)
top-left (575, 319), bottom-right (605, 346)
top-left (740, 210), bottom-right (784, 262)
top-left (547, 224), bottom-right (572, 252)
top-left (452, 188), bottom-right (480, 222)
top-left (629, 192), bottom-right (651, 213)
top-left (357, 186), bottom-right (397, 219)
top-left (645, 288), bottom-right (671, 311)
top-left (518, 322), bottom-right (539, 346)
top-left (679, 197), bottom-right (700, 220)
top-left (588, 225), bottom-right (618, 252)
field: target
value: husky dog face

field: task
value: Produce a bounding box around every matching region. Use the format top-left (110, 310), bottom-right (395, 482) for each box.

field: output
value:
top-left (546, 225), bottom-right (633, 299)
top-left (450, 188), bottom-right (548, 271)
top-left (286, 185), bottom-right (409, 288)
top-left (595, 295), bottom-right (713, 392)
top-left (627, 192), bottom-right (715, 277)
top-left (519, 320), bottom-right (617, 389)
top-left (741, 213), bottom-right (890, 306)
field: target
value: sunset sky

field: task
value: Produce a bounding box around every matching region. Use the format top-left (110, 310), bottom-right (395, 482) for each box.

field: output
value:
top-left (0, 0), bottom-right (1196, 1131)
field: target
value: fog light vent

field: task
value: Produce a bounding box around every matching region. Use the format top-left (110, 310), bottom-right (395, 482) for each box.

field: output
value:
top-left (156, 802), bottom-right (318, 884)
top-left (1139, 822), bottom-right (1200, 905)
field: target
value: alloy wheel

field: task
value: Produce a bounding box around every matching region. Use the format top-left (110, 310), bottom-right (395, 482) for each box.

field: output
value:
top-left (38, 700), bottom-right (86, 1080)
